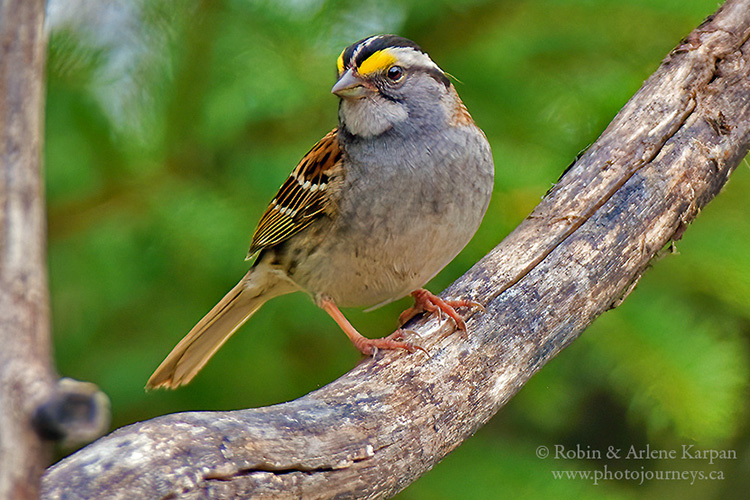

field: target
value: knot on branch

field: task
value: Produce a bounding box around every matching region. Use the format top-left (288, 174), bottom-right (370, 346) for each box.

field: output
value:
top-left (32, 378), bottom-right (110, 448)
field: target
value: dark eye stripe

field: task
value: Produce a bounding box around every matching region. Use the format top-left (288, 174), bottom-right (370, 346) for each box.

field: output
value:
top-left (424, 67), bottom-right (450, 88)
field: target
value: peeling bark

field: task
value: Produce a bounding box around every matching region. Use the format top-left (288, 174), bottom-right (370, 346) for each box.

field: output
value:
top-left (41, 0), bottom-right (750, 499)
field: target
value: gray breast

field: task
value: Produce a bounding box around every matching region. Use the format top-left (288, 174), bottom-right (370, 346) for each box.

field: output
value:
top-left (290, 124), bottom-right (493, 308)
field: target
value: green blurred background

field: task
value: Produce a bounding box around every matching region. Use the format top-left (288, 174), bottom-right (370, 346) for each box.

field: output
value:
top-left (45, 0), bottom-right (750, 498)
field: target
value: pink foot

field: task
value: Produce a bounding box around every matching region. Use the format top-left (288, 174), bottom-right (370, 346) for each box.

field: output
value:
top-left (320, 297), bottom-right (425, 356)
top-left (351, 330), bottom-right (426, 356)
top-left (398, 289), bottom-right (484, 332)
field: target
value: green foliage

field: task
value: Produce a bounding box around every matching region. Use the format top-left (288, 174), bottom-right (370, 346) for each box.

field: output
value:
top-left (587, 293), bottom-right (748, 444)
top-left (45, 0), bottom-right (749, 497)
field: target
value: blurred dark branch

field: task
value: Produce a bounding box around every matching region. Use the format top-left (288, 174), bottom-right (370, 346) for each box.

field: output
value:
top-left (41, 0), bottom-right (750, 499)
top-left (0, 2), bottom-right (110, 499)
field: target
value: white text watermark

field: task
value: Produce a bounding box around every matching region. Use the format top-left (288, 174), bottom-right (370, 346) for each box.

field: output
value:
top-left (536, 444), bottom-right (736, 486)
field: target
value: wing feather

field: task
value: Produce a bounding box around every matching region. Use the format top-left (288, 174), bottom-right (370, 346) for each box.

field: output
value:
top-left (248, 129), bottom-right (342, 256)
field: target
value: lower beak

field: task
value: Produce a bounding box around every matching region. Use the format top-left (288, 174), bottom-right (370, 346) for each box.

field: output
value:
top-left (331, 69), bottom-right (371, 99)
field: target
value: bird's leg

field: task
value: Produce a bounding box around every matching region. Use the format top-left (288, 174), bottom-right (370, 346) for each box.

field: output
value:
top-left (398, 289), bottom-right (484, 331)
top-left (319, 297), bottom-right (424, 356)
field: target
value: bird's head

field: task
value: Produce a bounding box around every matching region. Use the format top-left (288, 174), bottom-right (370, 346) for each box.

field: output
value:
top-left (333, 35), bottom-right (452, 138)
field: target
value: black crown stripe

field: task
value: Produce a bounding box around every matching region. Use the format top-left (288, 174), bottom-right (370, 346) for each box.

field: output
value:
top-left (342, 35), bottom-right (424, 71)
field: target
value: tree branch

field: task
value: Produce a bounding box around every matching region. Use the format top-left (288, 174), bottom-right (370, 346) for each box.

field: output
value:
top-left (0, 2), bottom-right (56, 499)
top-left (41, 0), bottom-right (750, 499)
top-left (0, 2), bottom-right (110, 499)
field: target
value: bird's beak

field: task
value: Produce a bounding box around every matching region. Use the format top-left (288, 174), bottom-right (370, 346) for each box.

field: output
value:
top-left (331, 68), bottom-right (372, 99)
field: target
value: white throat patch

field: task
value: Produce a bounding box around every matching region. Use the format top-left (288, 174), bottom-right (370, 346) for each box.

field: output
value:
top-left (340, 96), bottom-right (408, 137)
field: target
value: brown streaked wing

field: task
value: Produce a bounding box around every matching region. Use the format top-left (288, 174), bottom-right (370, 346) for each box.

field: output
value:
top-left (248, 129), bottom-right (341, 257)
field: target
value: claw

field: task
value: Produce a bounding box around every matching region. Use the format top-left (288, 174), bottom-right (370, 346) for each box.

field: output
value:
top-left (352, 333), bottom-right (425, 356)
top-left (386, 329), bottom-right (427, 353)
top-left (398, 289), bottom-right (484, 334)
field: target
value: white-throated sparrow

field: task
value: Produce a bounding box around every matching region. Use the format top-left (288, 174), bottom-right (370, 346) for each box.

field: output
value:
top-left (147, 35), bottom-right (494, 389)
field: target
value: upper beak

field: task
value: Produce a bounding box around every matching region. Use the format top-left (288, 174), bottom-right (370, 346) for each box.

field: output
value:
top-left (331, 68), bottom-right (371, 99)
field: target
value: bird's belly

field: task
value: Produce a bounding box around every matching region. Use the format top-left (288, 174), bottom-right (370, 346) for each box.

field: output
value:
top-left (289, 202), bottom-right (482, 308)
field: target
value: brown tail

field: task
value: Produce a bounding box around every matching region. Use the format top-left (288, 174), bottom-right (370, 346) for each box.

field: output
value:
top-left (146, 269), bottom-right (295, 389)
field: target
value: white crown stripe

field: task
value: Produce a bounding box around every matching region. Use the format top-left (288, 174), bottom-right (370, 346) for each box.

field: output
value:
top-left (351, 35), bottom-right (383, 63)
top-left (386, 47), bottom-right (441, 72)
top-left (348, 44), bottom-right (442, 73)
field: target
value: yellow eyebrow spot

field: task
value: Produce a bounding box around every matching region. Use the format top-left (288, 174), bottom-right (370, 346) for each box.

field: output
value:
top-left (357, 49), bottom-right (397, 76)
top-left (336, 50), bottom-right (345, 75)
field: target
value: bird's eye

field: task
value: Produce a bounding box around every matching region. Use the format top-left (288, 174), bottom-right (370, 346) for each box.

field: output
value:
top-left (387, 65), bottom-right (404, 81)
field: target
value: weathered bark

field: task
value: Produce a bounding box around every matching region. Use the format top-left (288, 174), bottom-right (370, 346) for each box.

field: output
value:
top-left (0, 3), bottom-right (111, 499)
top-left (41, 0), bottom-right (750, 499)
top-left (0, 1), bottom-right (55, 499)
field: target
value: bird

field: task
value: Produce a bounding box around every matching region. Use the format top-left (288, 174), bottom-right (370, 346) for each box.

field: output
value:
top-left (146, 34), bottom-right (494, 389)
